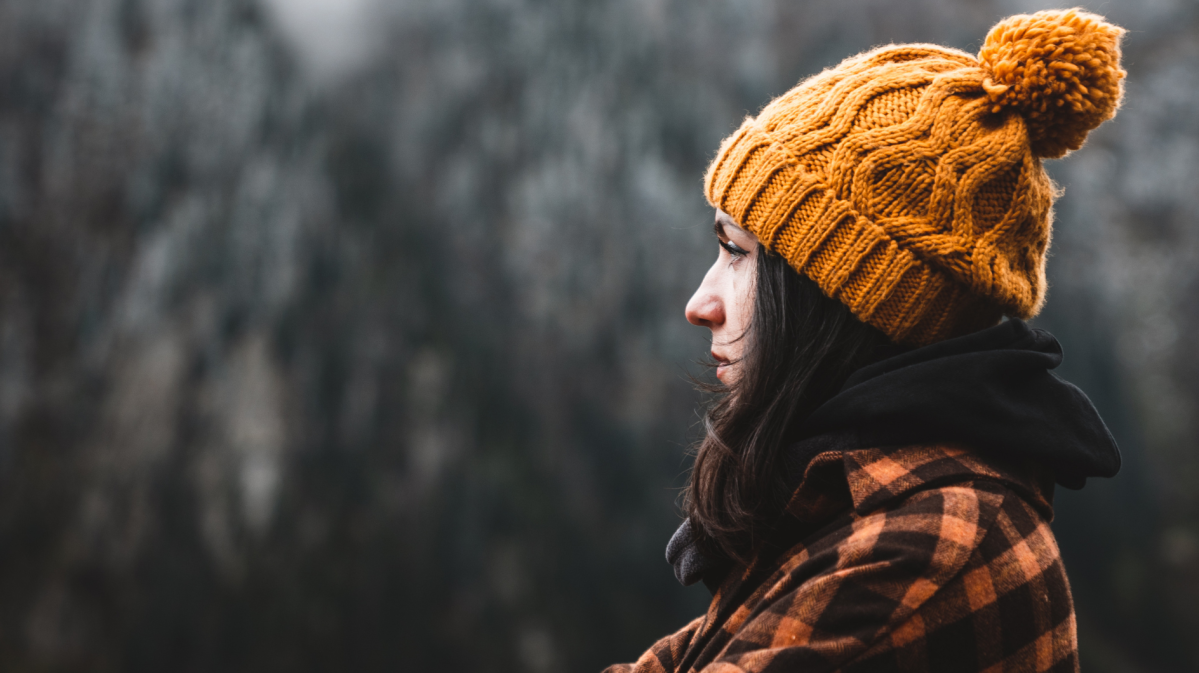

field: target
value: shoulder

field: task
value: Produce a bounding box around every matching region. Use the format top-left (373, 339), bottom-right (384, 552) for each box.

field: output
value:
top-left (702, 444), bottom-right (1074, 672)
top-left (766, 443), bottom-right (1058, 603)
top-left (841, 451), bottom-right (1076, 671)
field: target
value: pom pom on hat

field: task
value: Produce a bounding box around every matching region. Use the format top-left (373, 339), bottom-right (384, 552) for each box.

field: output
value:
top-left (704, 10), bottom-right (1130, 345)
top-left (978, 8), bottom-right (1126, 158)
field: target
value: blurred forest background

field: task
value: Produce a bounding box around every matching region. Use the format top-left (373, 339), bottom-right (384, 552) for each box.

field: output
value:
top-left (0, 0), bottom-right (1196, 671)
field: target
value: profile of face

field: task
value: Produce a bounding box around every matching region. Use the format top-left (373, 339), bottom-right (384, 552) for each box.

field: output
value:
top-left (685, 210), bottom-right (761, 383)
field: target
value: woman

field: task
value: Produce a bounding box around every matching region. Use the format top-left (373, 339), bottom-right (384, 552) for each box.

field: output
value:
top-left (607, 9), bottom-right (1125, 672)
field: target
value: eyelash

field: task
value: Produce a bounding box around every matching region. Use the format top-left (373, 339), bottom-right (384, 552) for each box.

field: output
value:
top-left (720, 239), bottom-right (749, 259)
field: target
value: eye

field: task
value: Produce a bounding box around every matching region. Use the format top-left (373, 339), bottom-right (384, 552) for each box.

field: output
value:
top-left (720, 239), bottom-right (750, 259)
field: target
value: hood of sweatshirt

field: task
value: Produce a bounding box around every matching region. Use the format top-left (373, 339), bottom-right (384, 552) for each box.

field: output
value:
top-left (801, 317), bottom-right (1120, 489)
top-left (667, 318), bottom-right (1121, 588)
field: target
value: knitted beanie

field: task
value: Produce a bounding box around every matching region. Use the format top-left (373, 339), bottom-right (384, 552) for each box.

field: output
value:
top-left (704, 8), bottom-right (1126, 346)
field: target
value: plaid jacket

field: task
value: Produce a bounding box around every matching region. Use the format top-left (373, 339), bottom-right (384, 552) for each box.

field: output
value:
top-left (606, 444), bottom-right (1077, 673)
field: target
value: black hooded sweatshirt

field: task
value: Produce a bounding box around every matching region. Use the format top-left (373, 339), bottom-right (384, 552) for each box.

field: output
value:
top-left (668, 318), bottom-right (1121, 589)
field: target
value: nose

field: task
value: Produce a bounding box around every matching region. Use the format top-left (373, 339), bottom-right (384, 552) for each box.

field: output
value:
top-left (685, 267), bottom-right (724, 328)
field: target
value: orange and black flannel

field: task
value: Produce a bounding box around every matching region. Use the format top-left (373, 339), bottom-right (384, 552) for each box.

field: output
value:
top-left (606, 444), bottom-right (1078, 673)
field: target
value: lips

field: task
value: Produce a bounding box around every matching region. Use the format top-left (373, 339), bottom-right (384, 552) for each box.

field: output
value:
top-left (712, 351), bottom-right (732, 381)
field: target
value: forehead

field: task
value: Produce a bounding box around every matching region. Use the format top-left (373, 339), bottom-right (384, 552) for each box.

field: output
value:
top-left (714, 210), bottom-right (746, 236)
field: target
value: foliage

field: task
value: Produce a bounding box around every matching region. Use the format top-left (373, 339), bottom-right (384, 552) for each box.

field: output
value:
top-left (0, 0), bottom-right (1196, 671)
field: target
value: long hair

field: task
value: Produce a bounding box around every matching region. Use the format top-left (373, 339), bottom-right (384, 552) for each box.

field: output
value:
top-left (686, 247), bottom-right (896, 564)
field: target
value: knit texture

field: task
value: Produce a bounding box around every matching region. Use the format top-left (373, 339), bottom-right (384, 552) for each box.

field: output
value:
top-left (704, 9), bottom-right (1126, 345)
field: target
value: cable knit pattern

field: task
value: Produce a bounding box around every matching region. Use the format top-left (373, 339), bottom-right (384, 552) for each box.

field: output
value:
top-left (704, 9), bottom-right (1125, 346)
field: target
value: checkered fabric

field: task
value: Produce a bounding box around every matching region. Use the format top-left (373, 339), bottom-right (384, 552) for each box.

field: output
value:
top-left (606, 444), bottom-right (1078, 672)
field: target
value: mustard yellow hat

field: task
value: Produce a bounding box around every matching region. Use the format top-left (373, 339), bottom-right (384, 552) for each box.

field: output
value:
top-left (705, 8), bottom-right (1125, 345)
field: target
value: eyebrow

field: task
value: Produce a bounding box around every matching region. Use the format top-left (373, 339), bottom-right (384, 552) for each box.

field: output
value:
top-left (713, 219), bottom-right (726, 238)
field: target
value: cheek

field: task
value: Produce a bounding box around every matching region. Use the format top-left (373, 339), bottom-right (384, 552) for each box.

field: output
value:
top-left (727, 263), bottom-right (757, 334)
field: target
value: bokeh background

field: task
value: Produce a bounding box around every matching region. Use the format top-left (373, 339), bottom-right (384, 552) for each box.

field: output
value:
top-left (0, 0), bottom-right (1196, 670)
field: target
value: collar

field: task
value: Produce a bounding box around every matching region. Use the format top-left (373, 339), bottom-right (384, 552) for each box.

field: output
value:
top-left (839, 443), bottom-right (1054, 518)
top-left (670, 441), bottom-right (1055, 590)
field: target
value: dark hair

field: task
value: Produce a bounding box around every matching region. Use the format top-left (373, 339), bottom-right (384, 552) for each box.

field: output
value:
top-left (686, 247), bottom-right (896, 564)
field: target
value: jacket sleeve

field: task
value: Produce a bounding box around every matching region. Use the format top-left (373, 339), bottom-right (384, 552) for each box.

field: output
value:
top-left (603, 616), bottom-right (706, 673)
top-left (697, 482), bottom-right (1006, 673)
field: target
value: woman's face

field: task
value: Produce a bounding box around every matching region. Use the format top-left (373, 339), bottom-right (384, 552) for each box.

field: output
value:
top-left (685, 210), bottom-right (760, 383)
